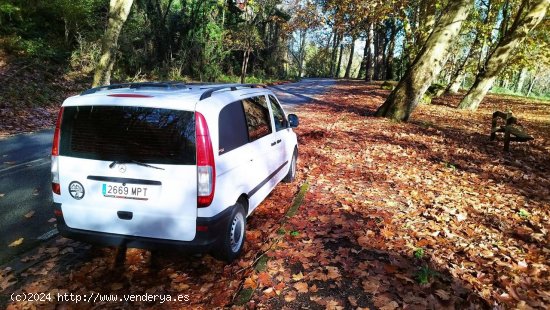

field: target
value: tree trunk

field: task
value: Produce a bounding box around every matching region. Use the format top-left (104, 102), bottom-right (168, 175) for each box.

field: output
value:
top-left (526, 74), bottom-right (538, 96)
top-left (297, 29), bottom-right (307, 78)
top-left (365, 23), bottom-right (374, 82)
top-left (344, 36), bottom-right (356, 78)
top-left (448, 71), bottom-right (466, 93)
top-left (418, 1), bottom-right (436, 46)
top-left (373, 25), bottom-right (385, 80)
top-left (458, 0), bottom-right (550, 110)
top-left (385, 19), bottom-right (397, 80)
top-left (515, 67), bottom-right (527, 93)
top-left (336, 37), bottom-right (344, 78)
top-left (241, 48), bottom-right (250, 83)
top-left (476, 0), bottom-right (492, 72)
top-left (357, 42), bottom-right (368, 79)
top-left (375, 0), bottom-right (472, 121)
top-left (330, 30), bottom-right (339, 77)
top-left (93, 0), bottom-right (134, 87)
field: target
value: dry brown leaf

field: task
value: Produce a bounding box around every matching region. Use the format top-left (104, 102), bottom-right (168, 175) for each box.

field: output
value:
top-left (8, 238), bottom-right (24, 247)
top-left (291, 272), bottom-right (304, 281)
top-left (326, 266), bottom-right (341, 280)
top-left (257, 272), bottom-right (271, 286)
top-left (293, 282), bottom-right (308, 293)
top-left (380, 301), bottom-right (399, 310)
top-left (284, 290), bottom-right (297, 302)
top-left (435, 289), bottom-right (451, 301)
top-left (24, 210), bottom-right (35, 218)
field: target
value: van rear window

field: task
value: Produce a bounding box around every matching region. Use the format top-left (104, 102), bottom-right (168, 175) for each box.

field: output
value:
top-left (59, 106), bottom-right (196, 165)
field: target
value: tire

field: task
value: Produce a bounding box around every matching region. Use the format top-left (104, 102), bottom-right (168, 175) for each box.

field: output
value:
top-left (213, 203), bottom-right (246, 262)
top-left (283, 149), bottom-right (297, 183)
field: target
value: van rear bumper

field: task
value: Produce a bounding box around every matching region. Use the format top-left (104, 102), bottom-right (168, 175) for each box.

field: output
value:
top-left (54, 203), bottom-right (233, 252)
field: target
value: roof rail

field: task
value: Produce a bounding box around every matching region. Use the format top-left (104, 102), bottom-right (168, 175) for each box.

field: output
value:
top-left (199, 84), bottom-right (265, 101)
top-left (80, 82), bottom-right (188, 96)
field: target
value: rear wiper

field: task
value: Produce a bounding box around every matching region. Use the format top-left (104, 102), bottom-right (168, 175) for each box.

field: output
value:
top-left (109, 160), bottom-right (165, 170)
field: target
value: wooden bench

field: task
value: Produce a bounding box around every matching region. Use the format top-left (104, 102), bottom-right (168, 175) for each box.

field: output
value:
top-left (490, 111), bottom-right (533, 151)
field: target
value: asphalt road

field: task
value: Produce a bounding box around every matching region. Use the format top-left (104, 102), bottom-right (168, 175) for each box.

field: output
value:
top-left (269, 78), bottom-right (336, 111)
top-left (0, 78), bottom-right (335, 265)
top-left (0, 129), bottom-right (56, 264)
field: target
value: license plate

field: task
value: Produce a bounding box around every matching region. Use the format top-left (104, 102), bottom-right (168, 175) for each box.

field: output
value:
top-left (102, 183), bottom-right (151, 200)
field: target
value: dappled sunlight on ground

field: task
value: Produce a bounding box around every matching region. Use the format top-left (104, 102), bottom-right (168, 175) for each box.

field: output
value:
top-left (2, 80), bottom-right (549, 309)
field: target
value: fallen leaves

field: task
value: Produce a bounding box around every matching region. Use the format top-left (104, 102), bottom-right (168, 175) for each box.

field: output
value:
top-left (24, 211), bottom-right (35, 219)
top-left (293, 282), bottom-right (308, 293)
top-left (3, 81), bottom-right (550, 309)
top-left (8, 238), bottom-right (24, 247)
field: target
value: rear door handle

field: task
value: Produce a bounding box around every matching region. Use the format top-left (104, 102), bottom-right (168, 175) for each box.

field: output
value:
top-left (271, 141), bottom-right (276, 146)
top-left (276, 139), bottom-right (281, 144)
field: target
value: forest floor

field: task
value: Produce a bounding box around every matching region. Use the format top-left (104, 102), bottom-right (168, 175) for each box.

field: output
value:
top-left (1, 80), bottom-right (549, 309)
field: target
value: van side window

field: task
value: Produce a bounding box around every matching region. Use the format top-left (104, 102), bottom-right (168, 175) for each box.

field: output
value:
top-left (242, 96), bottom-right (273, 141)
top-left (268, 95), bottom-right (288, 131)
top-left (218, 101), bottom-right (248, 155)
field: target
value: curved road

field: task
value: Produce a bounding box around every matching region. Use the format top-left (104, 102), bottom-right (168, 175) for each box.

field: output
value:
top-left (0, 78), bottom-right (335, 264)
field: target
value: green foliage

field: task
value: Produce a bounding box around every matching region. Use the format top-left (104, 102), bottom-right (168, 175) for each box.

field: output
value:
top-left (305, 47), bottom-right (331, 77)
top-left (413, 248), bottom-right (425, 259)
top-left (381, 81), bottom-right (397, 90)
top-left (518, 209), bottom-right (530, 219)
top-left (416, 265), bottom-right (436, 285)
top-left (234, 288), bottom-right (254, 306)
top-left (254, 255), bottom-right (269, 272)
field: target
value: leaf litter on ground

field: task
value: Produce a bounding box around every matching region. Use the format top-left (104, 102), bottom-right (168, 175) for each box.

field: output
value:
top-left (2, 81), bottom-right (549, 309)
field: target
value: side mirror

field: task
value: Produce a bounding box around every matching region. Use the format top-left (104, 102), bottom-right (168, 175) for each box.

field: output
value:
top-left (288, 114), bottom-right (299, 128)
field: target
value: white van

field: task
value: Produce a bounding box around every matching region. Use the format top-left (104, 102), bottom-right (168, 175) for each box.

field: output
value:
top-left (51, 83), bottom-right (299, 261)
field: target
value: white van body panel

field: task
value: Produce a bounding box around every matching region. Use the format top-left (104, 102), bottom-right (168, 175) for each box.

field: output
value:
top-left (54, 84), bottom-right (299, 250)
top-left (56, 156), bottom-right (198, 241)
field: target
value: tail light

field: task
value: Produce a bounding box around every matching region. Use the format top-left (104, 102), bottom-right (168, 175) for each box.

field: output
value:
top-left (51, 107), bottom-right (64, 195)
top-left (195, 112), bottom-right (216, 207)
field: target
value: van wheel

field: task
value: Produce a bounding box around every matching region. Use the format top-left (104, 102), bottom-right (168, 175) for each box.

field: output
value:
top-left (213, 203), bottom-right (246, 262)
top-left (283, 150), bottom-right (297, 183)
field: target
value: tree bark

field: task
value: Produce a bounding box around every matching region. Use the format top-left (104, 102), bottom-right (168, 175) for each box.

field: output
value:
top-left (515, 67), bottom-right (527, 93)
top-left (344, 36), bottom-right (356, 78)
top-left (526, 74), bottom-right (538, 96)
top-left (297, 29), bottom-right (307, 78)
top-left (375, 0), bottom-right (472, 121)
top-left (448, 71), bottom-right (466, 93)
top-left (385, 19), bottom-right (397, 80)
top-left (336, 36), bottom-right (344, 78)
top-left (93, 0), bottom-right (134, 87)
top-left (357, 42), bottom-right (367, 79)
top-left (418, 1), bottom-right (436, 46)
top-left (330, 30), bottom-right (339, 77)
top-left (365, 23), bottom-right (374, 82)
top-left (458, 0), bottom-right (550, 110)
top-left (373, 25), bottom-right (385, 80)
top-left (241, 48), bottom-right (250, 83)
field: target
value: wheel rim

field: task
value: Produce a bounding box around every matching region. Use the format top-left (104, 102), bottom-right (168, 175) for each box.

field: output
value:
top-left (230, 212), bottom-right (244, 253)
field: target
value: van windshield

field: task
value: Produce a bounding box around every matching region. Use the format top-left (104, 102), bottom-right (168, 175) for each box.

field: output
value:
top-left (60, 106), bottom-right (196, 165)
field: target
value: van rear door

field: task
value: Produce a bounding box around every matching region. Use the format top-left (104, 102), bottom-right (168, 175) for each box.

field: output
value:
top-left (56, 105), bottom-right (198, 241)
